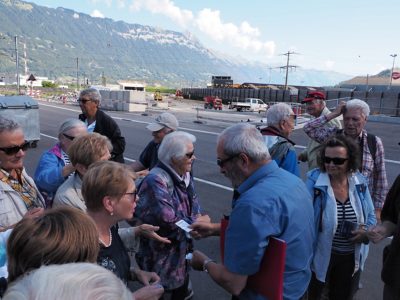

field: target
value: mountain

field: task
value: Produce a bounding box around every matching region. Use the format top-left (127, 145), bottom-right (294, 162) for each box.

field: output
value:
top-left (0, 0), bottom-right (351, 87)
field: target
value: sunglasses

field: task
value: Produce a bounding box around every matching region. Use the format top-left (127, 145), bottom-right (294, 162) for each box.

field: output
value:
top-left (217, 154), bottom-right (240, 167)
top-left (0, 141), bottom-right (30, 155)
top-left (185, 151), bottom-right (195, 159)
top-left (63, 133), bottom-right (76, 141)
top-left (77, 98), bottom-right (91, 104)
top-left (323, 157), bottom-right (348, 165)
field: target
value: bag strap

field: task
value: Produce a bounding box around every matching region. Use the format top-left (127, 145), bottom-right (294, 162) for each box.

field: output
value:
top-left (366, 133), bottom-right (377, 162)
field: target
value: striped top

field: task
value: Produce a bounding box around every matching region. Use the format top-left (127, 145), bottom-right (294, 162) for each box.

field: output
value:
top-left (331, 198), bottom-right (357, 254)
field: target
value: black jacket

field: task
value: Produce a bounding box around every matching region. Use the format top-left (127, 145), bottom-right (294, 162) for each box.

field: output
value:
top-left (79, 109), bottom-right (126, 163)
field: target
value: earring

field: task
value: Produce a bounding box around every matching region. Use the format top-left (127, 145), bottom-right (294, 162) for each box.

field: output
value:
top-left (110, 211), bottom-right (114, 216)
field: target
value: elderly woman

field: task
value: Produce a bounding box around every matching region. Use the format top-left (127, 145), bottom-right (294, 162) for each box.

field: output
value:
top-left (83, 161), bottom-right (164, 300)
top-left (53, 132), bottom-right (112, 211)
top-left (34, 118), bottom-right (87, 207)
top-left (260, 102), bottom-right (300, 176)
top-left (78, 88), bottom-right (126, 163)
top-left (306, 135), bottom-right (376, 300)
top-left (0, 117), bottom-right (44, 228)
top-left (135, 131), bottom-right (208, 299)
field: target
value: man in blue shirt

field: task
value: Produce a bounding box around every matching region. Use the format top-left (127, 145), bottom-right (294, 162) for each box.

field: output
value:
top-left (190, 123), bottom-right (315, 300)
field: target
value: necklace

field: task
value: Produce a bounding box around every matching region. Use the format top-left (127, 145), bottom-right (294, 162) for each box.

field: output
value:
top-left (99, 228), bottom-right (112, 247)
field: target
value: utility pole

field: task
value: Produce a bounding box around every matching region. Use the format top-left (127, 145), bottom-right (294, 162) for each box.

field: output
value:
top-left (76, 57), bottom-right (79, 91)
top-left (388, 54), bottom-right (397, 90)
top-left (14, 36), bottom-right (20, 94)
top-left (279, 51), bottom-right (298, 90)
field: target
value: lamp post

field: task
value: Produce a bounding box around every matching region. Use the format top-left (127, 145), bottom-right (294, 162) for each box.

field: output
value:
top-left (388, 54), bottom-right (397, 90)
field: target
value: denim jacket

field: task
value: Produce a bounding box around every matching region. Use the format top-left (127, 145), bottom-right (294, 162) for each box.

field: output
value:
top-left (305, 169), bottom-right (376, 282)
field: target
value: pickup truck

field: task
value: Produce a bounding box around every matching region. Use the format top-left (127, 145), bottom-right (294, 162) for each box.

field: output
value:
top-left (229, 98), bottom-right (268, 113)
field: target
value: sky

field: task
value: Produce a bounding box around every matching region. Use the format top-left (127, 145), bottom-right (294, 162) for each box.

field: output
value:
top-left (31, 0), bottom-right (400, 77)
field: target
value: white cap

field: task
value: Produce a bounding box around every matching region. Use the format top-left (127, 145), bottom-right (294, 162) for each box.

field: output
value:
top-left (146, 112), bottom-right (179, 132)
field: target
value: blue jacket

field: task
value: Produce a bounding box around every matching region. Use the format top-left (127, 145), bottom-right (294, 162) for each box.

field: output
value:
top-left (34, 143), bottom-right (66, 202)
top-left (305, 169), bottom-right (376, 282)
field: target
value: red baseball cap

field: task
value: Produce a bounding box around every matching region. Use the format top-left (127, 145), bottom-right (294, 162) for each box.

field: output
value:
top-left (302, 91), bottom-right (326, 103)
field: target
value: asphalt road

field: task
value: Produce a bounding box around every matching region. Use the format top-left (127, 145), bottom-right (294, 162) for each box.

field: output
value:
top-left (23, 99), bottom-right (399, 300)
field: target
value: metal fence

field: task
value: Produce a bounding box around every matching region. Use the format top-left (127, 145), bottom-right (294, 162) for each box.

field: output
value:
top-left (182, 88), bottom-right (400, 117)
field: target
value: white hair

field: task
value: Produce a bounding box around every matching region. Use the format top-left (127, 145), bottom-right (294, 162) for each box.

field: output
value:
top-left (3, 263), bottom-right (132, 300)
top-left (58, 118), bottom-right (87, 135)
top-left (217, 123), bottom-right (270, 162)
top-left (345, 99), bottom-right (370, 117)
top-left (158, 131), bottom-right (196, 164)
top-left (266, 103), bottom-right (294, 126)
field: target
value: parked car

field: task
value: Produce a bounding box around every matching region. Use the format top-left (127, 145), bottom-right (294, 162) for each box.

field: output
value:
top-left (229, 98), bottom-right (268, 113)
top-left (204, 96), bottom-right (222, 110)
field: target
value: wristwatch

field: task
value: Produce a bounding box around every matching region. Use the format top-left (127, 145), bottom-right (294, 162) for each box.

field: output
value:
top-left (202, 258), bottom-right (215, 272)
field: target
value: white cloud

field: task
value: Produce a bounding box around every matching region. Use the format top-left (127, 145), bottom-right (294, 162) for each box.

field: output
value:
top-left (129, 0), bottom-right (193, 27)
top-left (90, 0), bottom-right (113, 6)
top-left (91, 9), bottom-right (105, 18)
top-left (127, 2), bottom-right (275, 56)
top-left (195, 8), bottom-right (275, 56)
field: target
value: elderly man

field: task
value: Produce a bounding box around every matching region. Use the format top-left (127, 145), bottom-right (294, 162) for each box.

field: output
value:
top-left (190, 123), bottom-right (314, 300)
top-left (303, 99), bottom-right (388, 221)
top-left (298, 91), bottom-right (342, 170)
top-left (260, 102), bottom-right (300, 176)
top-left (78, 88), bottom-right (126, 163)
top-left (131, 112), bottom-right (178, 173)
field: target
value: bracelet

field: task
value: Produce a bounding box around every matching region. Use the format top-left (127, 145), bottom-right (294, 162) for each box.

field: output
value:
top-left (202, 258), bottom-right (215, 272)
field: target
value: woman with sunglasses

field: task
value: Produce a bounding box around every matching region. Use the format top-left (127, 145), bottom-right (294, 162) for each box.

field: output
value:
top-left (34, 118), bottom-right (87, 207)
top-left (0, 117), bottom-right (45, 229)
top-left (135, 131), bottom-right (209, 299)
top-left (83, 161), bottom-right (164, 300)
top-left (305, 135), bottom-right (376, 300)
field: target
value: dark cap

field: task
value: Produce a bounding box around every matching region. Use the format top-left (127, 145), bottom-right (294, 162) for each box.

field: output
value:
top-left (302, 91), bottom-right (326, 103)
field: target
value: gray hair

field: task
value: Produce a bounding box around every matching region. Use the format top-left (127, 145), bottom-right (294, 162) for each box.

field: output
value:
top-left (217, 123), bottom-right (270, 162)
top-left (345, 99), bottom-right (370, 117)
top-left (266, 103), bottom-right (294, 126)
top-left (158, 131), bottom-right (196, 165)
top-left (3, 263), bottom-right (132, 300)
top-left (0, 117), bottom-right (21, 134)
top-left (58, 118), bottom-right (86, 135)
top-left (79, 88), bottom-right (102, 104)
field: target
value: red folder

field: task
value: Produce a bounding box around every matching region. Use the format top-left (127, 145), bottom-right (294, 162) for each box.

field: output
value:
top-left (220, 218), bottom-right (286, 300)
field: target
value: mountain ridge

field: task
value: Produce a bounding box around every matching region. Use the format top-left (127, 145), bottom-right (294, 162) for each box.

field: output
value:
top-left (0, 0), bottom-right (351, 87)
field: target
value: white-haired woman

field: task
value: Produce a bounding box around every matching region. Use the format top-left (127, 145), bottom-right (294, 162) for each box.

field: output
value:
top-left (34, 118), bottom-right (87, 207)
top-left (135, 131), bottom-right (209, 299)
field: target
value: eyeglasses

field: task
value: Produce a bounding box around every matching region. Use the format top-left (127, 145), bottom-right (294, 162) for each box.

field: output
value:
top-left (323, 157), bottom-right (348, 165)
top-left (185, 151), bottom-right (195, 159)
top-left (77, 98), bottom-right (91, 104)
top-left (63, 133), bottom-right (76, 141)
top-left (289, 114), bottom-right (297, 120)
top-left (0, 141), bottom-right (30, 155)
top-left (125, 191), bottom-right (138, 202)
top-left (217, 154), bottom-right (240, 167)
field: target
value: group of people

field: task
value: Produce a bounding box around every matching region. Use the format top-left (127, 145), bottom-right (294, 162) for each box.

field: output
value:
top-left (0, 87), bottom-right (398, 300)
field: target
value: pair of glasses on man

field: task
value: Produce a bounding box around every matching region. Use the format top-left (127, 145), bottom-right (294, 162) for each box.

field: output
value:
top-left (216, 154), bottom-right (240, 167)
top-left (77, 98), bottom-right (91, 104)
top-left (323, 157), bottom-right (348, 165)
top-left (185, 151), bottom-right (195, 159)
top-left (0, 141), bottom-right (30, 155)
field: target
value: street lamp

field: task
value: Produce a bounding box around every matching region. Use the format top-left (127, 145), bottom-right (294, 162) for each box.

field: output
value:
top-left (388, 54), bottom-right (397, 90)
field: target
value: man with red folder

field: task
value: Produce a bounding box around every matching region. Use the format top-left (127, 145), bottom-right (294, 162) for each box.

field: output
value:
top-left (190, 123), bottom-right (315, 300)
